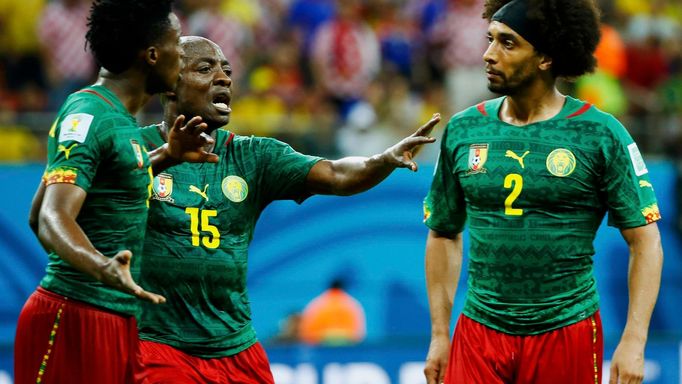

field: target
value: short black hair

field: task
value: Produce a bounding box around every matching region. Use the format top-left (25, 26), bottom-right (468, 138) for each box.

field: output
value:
top-left (483, 0), bottom-right (601, 78)
top-left (86, 0), bottom-right (175, 74)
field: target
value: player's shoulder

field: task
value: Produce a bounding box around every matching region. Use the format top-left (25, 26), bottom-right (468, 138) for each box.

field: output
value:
top-left (230, 132), bottom-right (288, 149)
top-left (58, 88), bottom-right (133, 130)
top-left (567, 96), bottom-right (629, 139)
top-left (449, 97), bottom-right (504, 124)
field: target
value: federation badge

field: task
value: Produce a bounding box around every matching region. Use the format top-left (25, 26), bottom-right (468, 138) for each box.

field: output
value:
top-left (130, 140), bottom-right (145, 169)
top-left (467, 144), bottom-right (488, 174)
top-left (546, 148), bottom-right (576, 177)
top-left (152, 173), bottom-right (174, 202)
top-left (222, 176), bottom-right (248, 202)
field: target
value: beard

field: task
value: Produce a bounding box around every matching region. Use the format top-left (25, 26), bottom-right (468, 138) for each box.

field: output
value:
top-left (487, 64), bottom-right (537, 95)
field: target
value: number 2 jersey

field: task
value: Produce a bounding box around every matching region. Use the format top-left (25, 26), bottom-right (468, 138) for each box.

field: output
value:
top-left (137, 126), bottom-right (322, 358)
top-left (423, 96), bottom-right (661, 335)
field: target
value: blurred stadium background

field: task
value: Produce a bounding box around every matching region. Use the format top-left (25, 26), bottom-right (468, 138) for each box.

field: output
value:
top-left (0, 0), bottom-right (681, 383)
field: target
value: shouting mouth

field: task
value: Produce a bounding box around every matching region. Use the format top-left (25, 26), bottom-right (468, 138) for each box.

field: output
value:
top-left (212, 92), bottom-right (231, 114)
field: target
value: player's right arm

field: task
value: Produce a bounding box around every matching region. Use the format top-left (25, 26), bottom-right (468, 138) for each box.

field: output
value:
top-left (424, 229), bottom-right (462, 384)
top-left (38, 183), bottom-right (165, 304)
top-left (28, 180), bottom-right (47, 251)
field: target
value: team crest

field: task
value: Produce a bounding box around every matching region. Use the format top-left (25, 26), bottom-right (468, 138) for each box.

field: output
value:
top-left (222, 176), bottom-right (248, 202)
top-left (467, 144), bottom-right (488, 174)
top-left (546, 148), bottom-right (576, 177)
top-left (130, 140), bottom-right (145, 169)
top-left (152, 173), bottom-right (174, 202)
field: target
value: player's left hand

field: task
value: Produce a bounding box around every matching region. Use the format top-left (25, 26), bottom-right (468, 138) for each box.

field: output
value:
top-left (382, 113), bottom-right (440, 171)
top-left (609, 338), bottom-right (645, 383)
top-left (166, 114), bottom-right (220, 163)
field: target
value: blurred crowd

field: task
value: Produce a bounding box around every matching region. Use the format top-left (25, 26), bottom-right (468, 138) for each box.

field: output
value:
top-left (0, 0), bottom-right (681, 162)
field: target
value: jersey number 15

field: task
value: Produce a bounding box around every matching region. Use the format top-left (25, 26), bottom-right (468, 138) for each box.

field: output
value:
top-left (185, 208), bottom-right (221, 249)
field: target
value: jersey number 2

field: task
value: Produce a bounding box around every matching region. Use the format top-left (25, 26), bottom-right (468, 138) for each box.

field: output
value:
top-left (186, 208), bottom-right (220, 248)
top-left (504, 174), bottom-right (523, 216)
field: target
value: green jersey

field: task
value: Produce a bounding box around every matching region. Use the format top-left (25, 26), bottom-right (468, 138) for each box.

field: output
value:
top-left (137, 126), bottom-right (322, 358)
top-left (424, 96), bottom-right (660, 335)
top-left (40, 85), bottom-right (153, 316)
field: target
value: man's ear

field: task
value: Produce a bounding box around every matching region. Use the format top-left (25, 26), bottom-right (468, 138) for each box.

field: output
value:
top-left (145, 46), bottom-right (159, 66)
top-left (538, 54), bottom-right (553, 72)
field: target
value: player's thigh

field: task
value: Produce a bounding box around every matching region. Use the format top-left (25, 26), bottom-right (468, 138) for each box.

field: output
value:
top-left (516, 311), bottom-right (603, 384)
top-left (15, 288), bottom-right (137, 384)
top-left (221, 342), bottom-right (274, 384)
top-left (445, 315), bottom-right (516, 384)
top-left (136, 340), bottom-right (205, 384)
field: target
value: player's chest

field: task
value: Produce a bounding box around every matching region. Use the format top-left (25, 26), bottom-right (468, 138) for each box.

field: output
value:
top-left (452, 140), bottom-right (603, 208)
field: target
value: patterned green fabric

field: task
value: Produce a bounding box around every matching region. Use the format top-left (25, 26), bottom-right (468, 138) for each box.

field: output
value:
top-left (138, 126), bottom-right (323, 358)
top-left (40, 85), bottom-right (153, 316)
top-left (424, 96), bottom-right (660, 335)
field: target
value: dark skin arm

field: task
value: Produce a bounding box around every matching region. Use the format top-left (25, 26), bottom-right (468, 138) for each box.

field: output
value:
top-left (423, 230), bottom-right (462, 384)
top-left (37, 183), bottom-right (165, 304)
top-left (609, 223), bottom-right (663, 384)
top-left (306, 114), bottom-right (440, 195)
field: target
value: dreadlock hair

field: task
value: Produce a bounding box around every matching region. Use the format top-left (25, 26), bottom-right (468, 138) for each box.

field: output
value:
top-left (86, 0), bottom-right (175, 74)
top-left (483, 0), bottom-right (601, 78)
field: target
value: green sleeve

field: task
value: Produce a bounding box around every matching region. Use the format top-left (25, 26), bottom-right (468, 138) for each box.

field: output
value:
top-left (424, 123), bottom-right (467, 234)
top-left (600, 115), bottom-right (660, 228)
top-left (259, 138), bottom-right (323, 202)
top-left (45, 111), bottom-right (105, 191)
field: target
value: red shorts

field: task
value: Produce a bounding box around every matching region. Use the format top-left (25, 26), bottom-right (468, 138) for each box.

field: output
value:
top-left (445, 312), bottom-right (603, 384)
top-left (14, 287), bottom-right (139, 384)
top-left (136, 340), bottom-right (274, 384)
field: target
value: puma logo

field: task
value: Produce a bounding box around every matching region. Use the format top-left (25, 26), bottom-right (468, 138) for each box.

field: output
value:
top-left (639, 180), bottom-right (653, 189)
top-left (505, 150), bottom-right (530, 169)
top-left (189, 184), bottom-right (209, 201)
top-left (57, 143), bottom-right (78, 160)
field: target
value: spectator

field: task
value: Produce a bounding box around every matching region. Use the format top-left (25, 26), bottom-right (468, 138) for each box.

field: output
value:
top-left (37, 0), bottom-right (95, 110)
top-left (299, 279), bottom-right (367, 346)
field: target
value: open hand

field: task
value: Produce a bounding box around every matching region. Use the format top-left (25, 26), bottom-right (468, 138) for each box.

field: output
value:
top-left (384, 113), bottom-right (441, 171)
top-left (166, 115), bottom-right (220, 164)
top-left (99, 250), bottom-right (166, 304)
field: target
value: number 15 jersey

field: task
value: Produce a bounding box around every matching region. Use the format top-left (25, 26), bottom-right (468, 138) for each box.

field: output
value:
top-left (423, 96), bottom-right (660, 335)
top-left (137, 127), bottom-right (322, 358)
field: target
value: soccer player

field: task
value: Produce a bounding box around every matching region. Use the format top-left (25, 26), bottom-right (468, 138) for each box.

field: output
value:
top-left (134, 36), bottom-right (440, 383)
top-left (15, 1), bottom-right (218, 383)
top-left (422, 1), bottom-right (663, 383)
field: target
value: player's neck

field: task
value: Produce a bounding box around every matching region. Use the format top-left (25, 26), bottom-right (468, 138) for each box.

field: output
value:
top-left (501, 86), bottom-right (564, 126)
top-left (159, 119), bottom-right (218, 154)
top-left (94, 71), bottom-right (152, 116)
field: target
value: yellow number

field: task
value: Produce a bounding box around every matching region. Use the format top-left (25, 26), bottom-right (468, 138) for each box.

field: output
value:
top-left (201, 210), bottom-right (220, 248)
top-left (185, 208), bottom-right (220, 248)
top-left (504, 174), bottom-right (523, 216)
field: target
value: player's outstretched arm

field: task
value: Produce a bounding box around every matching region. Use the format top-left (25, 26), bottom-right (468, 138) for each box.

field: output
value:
top-left (38, 183), bottom-right (166, 304)
top-left (609, 223), bottom-right (663, 384)
top-left (305, 113), bottom-right (440, 196)
top-left (148, 114), bottom-right (219, 175)
top-left (424, 230), bottom-right (462, 384)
